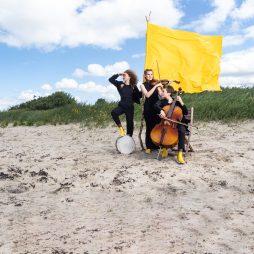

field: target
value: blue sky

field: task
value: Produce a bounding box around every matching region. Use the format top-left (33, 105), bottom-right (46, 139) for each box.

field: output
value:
top-left (0, 0), bottom-right (254, 110)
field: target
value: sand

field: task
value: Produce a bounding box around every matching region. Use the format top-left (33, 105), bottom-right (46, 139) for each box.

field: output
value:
top-left (0, 121), bottom-right (253, 254)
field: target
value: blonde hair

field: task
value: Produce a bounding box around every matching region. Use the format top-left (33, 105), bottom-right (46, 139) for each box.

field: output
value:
top-left (144, 69), bottom-right (153, 75)
top-left (143, 69), bottom-right (153, 82)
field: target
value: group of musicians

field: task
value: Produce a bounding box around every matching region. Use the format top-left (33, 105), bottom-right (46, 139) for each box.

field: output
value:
top-left (108, 69), bottom-right (189, 164)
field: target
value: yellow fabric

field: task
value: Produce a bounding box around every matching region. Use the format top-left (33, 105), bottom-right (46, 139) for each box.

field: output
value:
top-left (144, 23), bottom-right (223, 93)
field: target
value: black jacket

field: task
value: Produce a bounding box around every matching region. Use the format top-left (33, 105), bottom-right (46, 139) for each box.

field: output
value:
top-left (109, 74), bottom-right (142, 106)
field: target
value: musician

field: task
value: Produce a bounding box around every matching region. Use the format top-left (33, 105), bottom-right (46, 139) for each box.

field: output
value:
top-left (140, 69), bottom-right (164, 153)
top-left (154, 86), bottom-right (189, 164)
top-left (109, 70), bottom-right (141, 137)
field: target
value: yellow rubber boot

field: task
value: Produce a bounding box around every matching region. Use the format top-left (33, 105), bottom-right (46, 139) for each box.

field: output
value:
top-left (145, 149), bottom-right (151, 154)
top-left (161, 148), bottom-right (168, 158)
top-left (177, 151), bottom-right (185, 164)
top-left (119, 127), bottom-right (125, 137)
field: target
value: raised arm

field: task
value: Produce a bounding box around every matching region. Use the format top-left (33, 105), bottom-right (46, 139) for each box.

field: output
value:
top-left (140, 83), bottom-right (163, 98)
top-left (108, 74), bottom-right (122, 87)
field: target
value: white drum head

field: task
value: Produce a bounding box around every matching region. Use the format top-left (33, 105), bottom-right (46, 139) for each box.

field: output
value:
top-left (115, 135), bottom-right (136, 154)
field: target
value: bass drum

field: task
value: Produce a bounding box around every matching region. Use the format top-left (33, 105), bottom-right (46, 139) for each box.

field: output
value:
top-left (115, 135), bottom-right (136, 154)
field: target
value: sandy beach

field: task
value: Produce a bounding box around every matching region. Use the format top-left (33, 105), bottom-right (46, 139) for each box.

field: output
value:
top-left (0, 121), bottom-right (253, 254)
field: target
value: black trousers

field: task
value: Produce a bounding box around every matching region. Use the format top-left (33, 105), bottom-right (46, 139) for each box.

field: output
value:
top-left (144, 110), bottom-right (160, 150)
top-left (178, 124), bottom-right (186, 151)
top-left (111, 105), bottom-right (134, 136)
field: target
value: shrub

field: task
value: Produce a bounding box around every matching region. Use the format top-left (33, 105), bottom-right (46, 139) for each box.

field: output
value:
top-left (9, 92), bottom-right (77, 111)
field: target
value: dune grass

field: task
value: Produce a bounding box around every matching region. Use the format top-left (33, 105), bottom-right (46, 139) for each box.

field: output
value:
top-left (181, 87), bottom-right (254, 122)
top-left (0, 87), bottom-right (253, 128)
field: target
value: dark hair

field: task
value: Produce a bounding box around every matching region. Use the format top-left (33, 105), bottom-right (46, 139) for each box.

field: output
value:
top-left (124, 69), bottom-right (138, 87)
top-left (164, 85), bottom-right (175, 94)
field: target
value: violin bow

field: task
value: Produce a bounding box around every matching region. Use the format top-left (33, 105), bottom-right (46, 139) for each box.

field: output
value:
top-left (161, 115), bottom-right (197, 129)
top-left (156, 60), bottom-right (161, 81)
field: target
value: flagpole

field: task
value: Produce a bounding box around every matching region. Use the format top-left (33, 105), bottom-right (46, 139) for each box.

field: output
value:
top-left (138, 12), bottom-right (151, 151)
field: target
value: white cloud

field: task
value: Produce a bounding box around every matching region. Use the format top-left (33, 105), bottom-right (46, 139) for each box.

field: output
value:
top-left (220, 75), bottom-right (254, 87)
top-left (72, 68), bottom-right (86, 79)
top-left (43, 92), bottom-right (52, 97)
top-left (230, 20), bottom-right (241, 32)
top-left (79, 81), bottom-right (115, 93)
top-left (0, 89), bottom-right (56, 111)
top-left (0, 98), bottom-right (18, 111)
top-left (0, 0), bottom-right (183, 50)
top-left (79, 81), bottom-right (119, 101)
top-left (222, 24), bottom-right (254, 47)
top-left (221, 47), bottom-right (254, 75)
top-left (84, 61), bottom-right (130, 77)
top-left (18, 90), bottom-right (41, 101)
top-left (185, 0), bottom-right (235, 33)
top-left (220, 47), bottom-right (254, 87)
top-left (74, 96), bottom-right (81, 103)
top-left (245, 25), bottom-right (254, 39)
top-left (41, 84), bottom-right (52, 91)
top-left (223, 35), bottom-right (246, 47)
top-left (55, 78), bottom-right (78, 89)
top-left (86, 64), bottom-right (107, 77)
top-left (231, 0), bottom-right (254, 20)
top-left (132, 53), bottom-right (145, 59)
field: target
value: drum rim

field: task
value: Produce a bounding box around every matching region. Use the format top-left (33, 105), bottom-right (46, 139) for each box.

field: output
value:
top-left (115, 135), bottom-right (136, 154)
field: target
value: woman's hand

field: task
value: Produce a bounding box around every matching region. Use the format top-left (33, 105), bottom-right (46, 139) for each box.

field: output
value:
top-left (155, 83), bottom-right (163, 89)
top-left (159, 110), bottom-right (166, 118)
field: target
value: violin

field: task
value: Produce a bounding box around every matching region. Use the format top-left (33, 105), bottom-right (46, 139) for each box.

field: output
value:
top-left (150, 87), bottom-right (183, 148)
top-left (149, 79), bottom-right (180, 87)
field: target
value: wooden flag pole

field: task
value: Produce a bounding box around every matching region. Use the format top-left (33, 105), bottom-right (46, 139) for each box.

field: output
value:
top-left (138, 95), bottom-right (145, 151)
top-left (139, 12), bottom-right (151, 151)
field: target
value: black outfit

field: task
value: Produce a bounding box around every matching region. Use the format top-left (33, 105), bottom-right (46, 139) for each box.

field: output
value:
top-left (109, 74), bottom-right (141, 137)
top-left (143, 82), bottom-right (161, 149)
top-left (154, 99), bottom-right (189, 151)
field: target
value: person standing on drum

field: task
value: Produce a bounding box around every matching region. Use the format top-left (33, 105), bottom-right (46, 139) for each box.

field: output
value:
top-left (109, 70), bottom-right (141, 137)
top-left (140, 69), bottom-right (164, 154)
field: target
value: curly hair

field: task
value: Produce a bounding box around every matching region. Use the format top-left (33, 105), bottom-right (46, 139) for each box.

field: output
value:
top-left (124, 69), bottom-right (138, 87)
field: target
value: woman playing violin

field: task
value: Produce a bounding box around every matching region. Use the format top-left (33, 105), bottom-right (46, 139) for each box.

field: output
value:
top-left (140, 69), bottom-right (167, 153)
top-left (154, 86), bottom-right (189, 164)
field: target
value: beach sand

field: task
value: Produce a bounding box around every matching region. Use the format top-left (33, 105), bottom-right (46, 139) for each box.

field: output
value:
top-left (0, 121), bottom-right (253, 254)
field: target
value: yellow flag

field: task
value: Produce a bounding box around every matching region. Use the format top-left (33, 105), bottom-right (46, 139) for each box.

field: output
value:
top-left (144, 23), bottom-right (223, 93)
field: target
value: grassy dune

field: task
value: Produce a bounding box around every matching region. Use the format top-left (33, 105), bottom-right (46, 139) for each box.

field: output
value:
top-left (0, 87), bottom-right (253, 127)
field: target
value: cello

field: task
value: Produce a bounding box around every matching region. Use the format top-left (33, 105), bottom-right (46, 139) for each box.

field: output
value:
top-left (150, 87), bottom-right (183, 148)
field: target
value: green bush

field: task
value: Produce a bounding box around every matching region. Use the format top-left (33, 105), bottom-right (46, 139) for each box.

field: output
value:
top-left (9, 91), bottom-right (77, 111)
